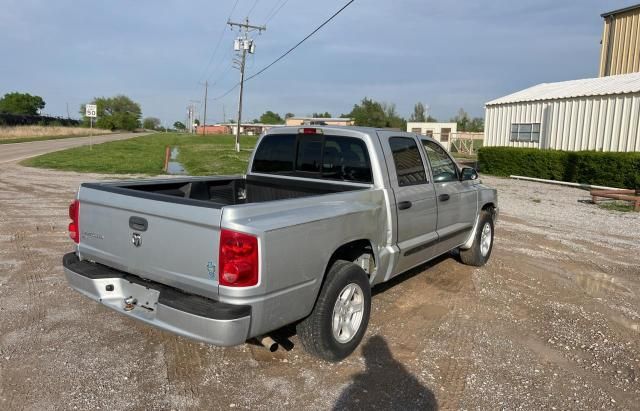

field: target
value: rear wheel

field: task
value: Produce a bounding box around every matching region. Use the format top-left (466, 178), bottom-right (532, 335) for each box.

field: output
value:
top-left (297, 260), bottom-right (371, 362)
top-left (459, 209), bottom-right (494, 267)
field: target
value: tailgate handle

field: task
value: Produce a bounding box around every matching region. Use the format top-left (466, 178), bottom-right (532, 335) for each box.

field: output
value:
top-left (129, 216), bottom-right (148, 232)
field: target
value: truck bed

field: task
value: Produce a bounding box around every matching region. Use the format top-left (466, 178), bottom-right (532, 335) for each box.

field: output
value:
top-left (82, 175), bottom-right (365, 208)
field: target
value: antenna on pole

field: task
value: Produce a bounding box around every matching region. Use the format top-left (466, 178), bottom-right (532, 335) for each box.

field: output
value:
top-left (227, 17), bottom-right (266, 152)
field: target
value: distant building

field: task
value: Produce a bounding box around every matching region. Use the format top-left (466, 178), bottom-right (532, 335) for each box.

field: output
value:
top-left (196, 123), bottom-right (278, 136)
top-left (285, 117), bottom-right (354, 127)
top-left (228, 123), bottom-right (279, 136)
top-left (197, 124), bottom-right (230, 135)
top-left (484, 72), bottom-right (640, 152)
top-left (406, 122), bottom-right (457, 150)
top-left (599, 4), bottom-right (640, 77)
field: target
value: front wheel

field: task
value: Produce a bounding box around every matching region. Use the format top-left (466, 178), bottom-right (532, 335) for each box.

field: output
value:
top-left (297, 260), bottom-right (371, 362)
top-left (459, 209), bottom-right (494, 267)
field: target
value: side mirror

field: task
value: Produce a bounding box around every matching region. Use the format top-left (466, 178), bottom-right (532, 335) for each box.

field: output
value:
top-left (460, 167), bottom-right (479, 181)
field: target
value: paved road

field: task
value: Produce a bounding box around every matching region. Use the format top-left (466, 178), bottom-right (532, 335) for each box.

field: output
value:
top-left (0, 132), bottom-right (149, 164)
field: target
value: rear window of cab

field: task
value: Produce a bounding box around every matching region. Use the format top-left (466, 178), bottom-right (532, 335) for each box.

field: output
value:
top-left (252, 134), bottom-right (373, 183)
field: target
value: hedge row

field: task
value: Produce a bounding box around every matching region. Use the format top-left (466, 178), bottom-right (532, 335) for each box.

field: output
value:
top-left (477, 147), bottom-right (640, 189)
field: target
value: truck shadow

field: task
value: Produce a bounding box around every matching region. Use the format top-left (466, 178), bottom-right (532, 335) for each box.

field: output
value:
top-left (333, 335), bottom-right (438, 410)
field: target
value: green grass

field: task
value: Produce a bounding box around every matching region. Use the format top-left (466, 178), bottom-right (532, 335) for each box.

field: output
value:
top-left (177, 135), bottom-right (257, 175)
top-left (22, 133), bottom-right (258, 176)
top-left (0, 133), bottom-right (111, 145)
top-left (597, 201), bottom-right (636, 213)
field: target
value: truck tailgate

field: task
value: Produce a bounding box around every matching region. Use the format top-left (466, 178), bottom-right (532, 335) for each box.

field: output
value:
top-left (77, 185), bottom-right (222, 298)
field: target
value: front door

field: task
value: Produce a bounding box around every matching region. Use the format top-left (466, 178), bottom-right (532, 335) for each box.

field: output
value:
top-left (380, 134), bottom-right (439, 275)
top-left (421, 139), bottom-right (478, 254)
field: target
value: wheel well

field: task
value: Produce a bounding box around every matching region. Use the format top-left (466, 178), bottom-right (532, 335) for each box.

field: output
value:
top-left (303, 239), bottom-right (375, 317)
top-left (482, 202), bottom-right (497, 221)
top-left (482, 202), bottom-right (495, 211)
top-left (327, 239), bottom-right (375, 275)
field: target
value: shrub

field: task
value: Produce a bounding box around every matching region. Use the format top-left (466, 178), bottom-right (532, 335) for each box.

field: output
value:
top-left (478, 147), bottom-right (640, 189)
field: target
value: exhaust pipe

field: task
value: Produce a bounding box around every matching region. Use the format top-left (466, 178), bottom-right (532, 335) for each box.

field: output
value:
top-left (257, 335), bottom-right (279, 352)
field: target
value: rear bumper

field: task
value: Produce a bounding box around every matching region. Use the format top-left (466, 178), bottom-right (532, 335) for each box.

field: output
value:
top-left (62, 253), bottom-right (251, 346)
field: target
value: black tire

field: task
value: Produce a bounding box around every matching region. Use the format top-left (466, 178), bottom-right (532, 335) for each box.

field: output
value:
top-left (297, 260), bottom-right (371, 362)
top-left (459, 209), bottom-right (494, 267)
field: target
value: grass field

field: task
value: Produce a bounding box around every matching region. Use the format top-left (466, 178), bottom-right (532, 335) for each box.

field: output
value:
top-left (0, 125), bottom-right (112, 144)
top-left (22, 133), bottom-right (258, 176)
top-left (597, 201), bottom-right (637, 213)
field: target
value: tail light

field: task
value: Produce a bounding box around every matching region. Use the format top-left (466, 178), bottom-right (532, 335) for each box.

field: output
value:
top-left (68, 199), bottom-right (80, 243)
top-left (219, 229), bottom-right (259, 287)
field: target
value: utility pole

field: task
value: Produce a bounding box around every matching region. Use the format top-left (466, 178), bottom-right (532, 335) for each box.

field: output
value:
top-left (187, 105), bottom-right (193, 133)
top-left (228, 17), bottom-right (266, 152)
top-left (189, 100), bottom-right (200, 134)
top-left (202, 81), bottom-right (208, 135)
top-left (186, 105), bottom-right (190, 134)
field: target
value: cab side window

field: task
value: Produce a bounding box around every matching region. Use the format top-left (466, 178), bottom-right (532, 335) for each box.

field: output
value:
top-left (422, 140), bottom-right (458, 183)
top-left (389, 137), bottom-right (427, 186)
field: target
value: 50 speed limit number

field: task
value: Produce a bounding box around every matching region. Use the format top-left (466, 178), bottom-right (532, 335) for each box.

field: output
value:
top-left (85, 104), bottom-right (97, 118)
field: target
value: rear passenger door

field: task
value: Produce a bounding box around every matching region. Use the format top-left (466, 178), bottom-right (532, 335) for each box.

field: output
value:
top-left (421, 139), bottom-right (478, 254)
top-left (380, 134), bottom-right (439, 275)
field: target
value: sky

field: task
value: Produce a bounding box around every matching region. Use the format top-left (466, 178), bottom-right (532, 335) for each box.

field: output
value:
top-left (0, 0), bottom-right (635, 126)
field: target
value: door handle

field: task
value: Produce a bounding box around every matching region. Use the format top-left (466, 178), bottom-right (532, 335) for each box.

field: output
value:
top-left (398, 201), bottom-right (412, 210)
top-left (439, 194), bottom-right (450, 202)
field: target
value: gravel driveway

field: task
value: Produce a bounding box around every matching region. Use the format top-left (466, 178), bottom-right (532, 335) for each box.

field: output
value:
top-left (0, 164), bottom-right (638, 410)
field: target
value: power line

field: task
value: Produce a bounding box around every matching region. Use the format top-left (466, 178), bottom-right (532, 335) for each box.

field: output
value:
top-left (197, 0), bottom-right (240, 84)
top-left (197, 27), bottom-right (227, 83)
top-left (212, 0), bottom-right (355, 101)
top-left (264, 0), bottom-right (290, 24)
top-left (211, 81), bottom-right (241, 101)
top-left (263, 0), bottom-right (283, 21)
top-left (207, 50), bottom-right (235, 85)
top-left (212, 62), bottom-right (234, 87)
top-left (247, 0), bottom-right (260, 17)
top-left (244, 0), bottom-right (354, 82)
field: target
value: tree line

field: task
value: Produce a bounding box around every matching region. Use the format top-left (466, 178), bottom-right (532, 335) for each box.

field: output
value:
top-left (1, 91), bottom-right (484, 133)
top-left (0, 91), bottom-right (150, 131)
top-left (245, 98), bottom-right (484, 132)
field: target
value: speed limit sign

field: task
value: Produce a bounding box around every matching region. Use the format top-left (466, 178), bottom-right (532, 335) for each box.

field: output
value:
top-left (85, 104), bottom-right (97, 118)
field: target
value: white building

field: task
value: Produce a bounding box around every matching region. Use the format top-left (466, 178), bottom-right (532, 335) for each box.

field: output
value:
top-left (227, 123), bottom-right (280, 136)
top-left (485, 72), bottom-right (640, 152)
top-left (406, 122), bottom-right (457, 150)
top-left (285, 117), bottom-right (354, 127)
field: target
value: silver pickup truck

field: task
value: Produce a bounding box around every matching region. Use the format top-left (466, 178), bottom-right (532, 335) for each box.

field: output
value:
top-left (63, 126), bottom-right (497, 361)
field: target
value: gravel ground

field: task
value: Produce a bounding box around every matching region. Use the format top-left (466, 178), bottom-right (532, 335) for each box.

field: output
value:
top-left (0, 165), bottom-right (638, 410)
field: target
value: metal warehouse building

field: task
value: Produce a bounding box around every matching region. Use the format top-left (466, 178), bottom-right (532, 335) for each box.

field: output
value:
top-left (484, 72), bottom-right (640, 152)
top-left (599, 4), bottom-right (640, 77)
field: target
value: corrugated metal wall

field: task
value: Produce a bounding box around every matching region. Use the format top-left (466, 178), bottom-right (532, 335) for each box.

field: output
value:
top-left (599, 8), bottom-right (640, 77)
top-left (484, 93), bottom-right (640, 152)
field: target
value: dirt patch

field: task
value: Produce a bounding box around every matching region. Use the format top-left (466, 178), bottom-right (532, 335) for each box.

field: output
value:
top-left (0, 168), bottom-right (638, 410)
